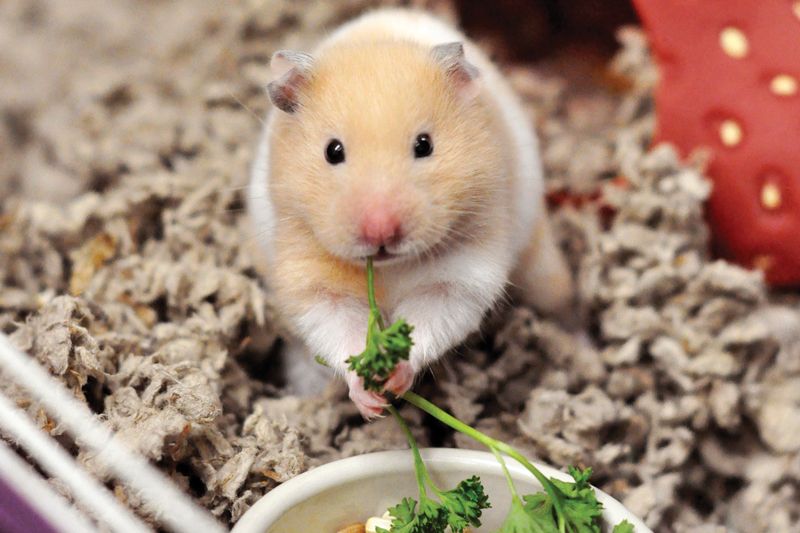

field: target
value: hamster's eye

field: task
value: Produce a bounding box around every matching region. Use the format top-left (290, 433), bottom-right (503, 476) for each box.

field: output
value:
top-left (325, 139), bottom-right (345, 165)
top-left (413, 133), bottom-right (433, 158)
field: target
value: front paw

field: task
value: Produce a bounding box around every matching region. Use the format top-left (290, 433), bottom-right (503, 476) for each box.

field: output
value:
top-left (347, 372), bottom-right (388, 419)
top-left (383, 360), bottom-right (415, 396)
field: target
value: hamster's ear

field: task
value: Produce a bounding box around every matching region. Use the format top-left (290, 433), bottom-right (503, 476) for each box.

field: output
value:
top-left (431, 42), bottom-right (480, 101)
top-left (267, 50), bottom-right (314, 113)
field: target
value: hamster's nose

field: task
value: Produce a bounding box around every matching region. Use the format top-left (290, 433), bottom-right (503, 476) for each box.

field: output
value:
top-left (359, 208), bottom-right (402, 248)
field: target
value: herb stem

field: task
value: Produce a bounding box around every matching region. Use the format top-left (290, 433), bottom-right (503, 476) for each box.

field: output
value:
top-left (402, 391), bottom-right (567, 532)
top-left (492, 441), bottom-right (567, 533)
top-left (490, 446), bottom-right (520, 501)
top-left (401, 391), bottom-right (495, 451)
top-left (387, 404), bottom-right (427, 498)
top-left (365, 257), bottom-right (385, 329)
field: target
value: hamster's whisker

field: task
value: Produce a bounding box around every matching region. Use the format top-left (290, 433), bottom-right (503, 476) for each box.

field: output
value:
top-left (218, 184), bottom-right (252, 192)
top-left (216, 206), bottom-right (249, 214)
top-left (436, 224), bottom-right (475, 246)
top-left (240, 229), bottom-right (271, 246)
top-left (227, 89), bottom-right (266, 126)
top-left (495, 283), bottom-right (513, 307)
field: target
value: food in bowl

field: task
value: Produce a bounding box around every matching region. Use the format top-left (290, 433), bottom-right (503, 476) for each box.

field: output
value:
top-left (229, 449), bottom-right (650, 533)
top-left (337, 511), bottom-right (473, 533)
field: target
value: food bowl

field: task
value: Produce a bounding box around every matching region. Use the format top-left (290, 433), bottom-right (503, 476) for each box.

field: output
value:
top-left (232, 448), bottom-right (651, 533)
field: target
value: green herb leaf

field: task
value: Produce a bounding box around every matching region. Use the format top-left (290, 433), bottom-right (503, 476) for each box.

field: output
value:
top-left (438, 475), bottom-right (491, 532)
top-left (522, 467), bottom-right (603, 533)
top-left (556, 467), bottom-right (603, 533)
top-left (612, 519), bottom-right (635, 533)
top-left (498, 496), bottom-right (558, 533)
top-left (379, 496), bottom-right (448, 533)
top-left (375, 497), bottom-right (414, 533)
top-left (380, 318), bottom-right (414, 362)
top-left (345, 315), bottom-right (413, 392)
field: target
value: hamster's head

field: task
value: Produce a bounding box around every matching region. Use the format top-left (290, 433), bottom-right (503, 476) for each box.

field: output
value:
top-left (264, 40), bottom-right (509, 266)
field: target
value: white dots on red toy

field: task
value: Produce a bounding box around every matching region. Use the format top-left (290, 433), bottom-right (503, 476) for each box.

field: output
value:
top-left (770, 74), bottom-right (798, 96)
top-left (635, 0), bottom-right (800, 284)
top-left (718, 119), bottom-right (743, 147)
top-left (760, 182), bottom-right (782, 211)
top-left (719, 27), bottom-right (748, 58)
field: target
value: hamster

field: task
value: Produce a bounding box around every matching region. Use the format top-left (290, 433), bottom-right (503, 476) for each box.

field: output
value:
top-left (248, 8), bottom-right (572, 417)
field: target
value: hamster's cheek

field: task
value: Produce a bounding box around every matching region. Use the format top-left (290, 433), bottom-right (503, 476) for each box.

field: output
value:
top-left (310, 205), bottom-right (359, 257)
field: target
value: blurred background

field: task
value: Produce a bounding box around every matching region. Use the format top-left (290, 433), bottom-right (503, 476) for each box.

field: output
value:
top-left (0, 0), bottom-right (637, 201)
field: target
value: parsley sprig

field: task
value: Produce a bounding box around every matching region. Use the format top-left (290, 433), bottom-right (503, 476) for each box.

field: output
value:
top-left (346, 257), bottom-right (413, 391)
top-left (376, 406), bottom-right (490, 533)
top-left (343, 258), bottom-right (637, 533)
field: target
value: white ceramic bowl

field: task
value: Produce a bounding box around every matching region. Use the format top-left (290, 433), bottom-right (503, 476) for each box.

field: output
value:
top-left (232, 448), bottom-right (651, 533)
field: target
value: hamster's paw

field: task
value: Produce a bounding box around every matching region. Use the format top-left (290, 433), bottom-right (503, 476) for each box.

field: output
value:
top-left (383, 361), bottom-right (415, 396)
top-left (346, 372), bottom-right (388, 419)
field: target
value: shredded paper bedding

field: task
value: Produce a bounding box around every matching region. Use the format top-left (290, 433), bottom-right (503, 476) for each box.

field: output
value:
top-left (1, 1), bottom-right (799, 531)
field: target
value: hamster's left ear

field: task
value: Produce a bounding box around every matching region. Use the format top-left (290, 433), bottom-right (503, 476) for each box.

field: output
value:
top-left (431, 42), bottom-right (480, 101)
top-left (267, 50), bottom-right (314, 113)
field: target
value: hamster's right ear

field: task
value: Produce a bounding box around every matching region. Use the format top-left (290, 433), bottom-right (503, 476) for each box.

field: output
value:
top-left (267, 50), bottom-right (314, 113)
top-left (431, 42), bottom-right (480, 101)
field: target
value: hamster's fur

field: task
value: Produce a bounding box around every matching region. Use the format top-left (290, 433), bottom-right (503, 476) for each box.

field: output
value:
top-left (248, 9), bottom-right (572, 417)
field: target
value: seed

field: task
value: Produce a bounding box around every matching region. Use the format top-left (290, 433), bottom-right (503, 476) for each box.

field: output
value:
top-left (336, 524), bottom-right (365, 533)
top-left (365, 515), bottom-right (393, 533)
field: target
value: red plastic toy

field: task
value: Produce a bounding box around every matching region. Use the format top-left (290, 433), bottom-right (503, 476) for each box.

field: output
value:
top-left (633, 0), bottom-right (800, 286)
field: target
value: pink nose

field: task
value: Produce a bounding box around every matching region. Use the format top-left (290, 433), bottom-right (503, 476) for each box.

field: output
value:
top-left (359, 209), bottom-right (401, 247)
